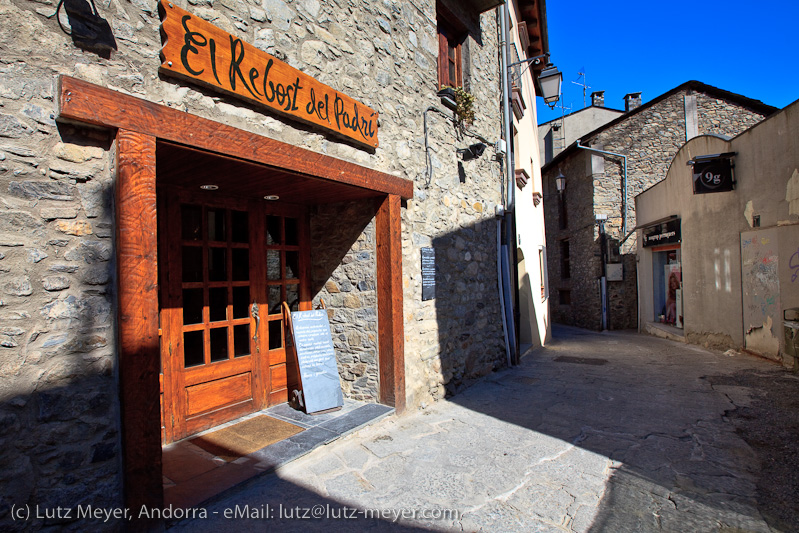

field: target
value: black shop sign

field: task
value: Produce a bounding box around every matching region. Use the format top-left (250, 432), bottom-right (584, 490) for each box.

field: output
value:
top-left (692, 157), bottom-right (735, 194)
top-left (642, 219), bottom-right (681, 248)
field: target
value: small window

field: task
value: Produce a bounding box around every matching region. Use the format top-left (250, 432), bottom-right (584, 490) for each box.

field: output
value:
top-left (437, 6), bottom-right (465, 88)
top-left (559, 289), bottom-right (571, 306)
top-left (560, 240), bottom-right (570, 279)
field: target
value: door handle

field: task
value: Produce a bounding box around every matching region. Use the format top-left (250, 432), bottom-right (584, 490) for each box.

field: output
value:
top-left (251, 301), bottom-right (260, 353)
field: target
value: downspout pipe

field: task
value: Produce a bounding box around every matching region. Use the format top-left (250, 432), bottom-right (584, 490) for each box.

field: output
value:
top-left (498, 3), bottom-right (516, 367)
top-left (575, 140), bottom-right (628, 238)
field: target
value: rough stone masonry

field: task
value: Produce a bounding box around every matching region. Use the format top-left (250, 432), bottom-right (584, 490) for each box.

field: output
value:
top-left (0, 0), bottom-right (508, 528)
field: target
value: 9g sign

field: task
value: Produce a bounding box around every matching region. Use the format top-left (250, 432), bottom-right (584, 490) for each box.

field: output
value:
top-left (692, 158), bottom-right (734, 194)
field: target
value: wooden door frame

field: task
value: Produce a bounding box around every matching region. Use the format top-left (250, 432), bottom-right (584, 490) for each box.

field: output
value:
top-left (58, 76), bottom-right (411, 512)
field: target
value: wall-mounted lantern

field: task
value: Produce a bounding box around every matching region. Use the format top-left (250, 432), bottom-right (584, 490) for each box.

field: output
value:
top-left (537, 63), bottom-right (562, 109)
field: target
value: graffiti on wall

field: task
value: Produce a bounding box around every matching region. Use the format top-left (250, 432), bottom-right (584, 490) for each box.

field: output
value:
top-left (789, 247), bottom-right (799, 282)
top-left (741, 230), bottom-right (780, 357)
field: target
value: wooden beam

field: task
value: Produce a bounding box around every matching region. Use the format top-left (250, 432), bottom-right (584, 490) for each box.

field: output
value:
top-left (375, 194), bottom-right (405, 413)
top-left (115, 130), bottom-right (164, 519)
top-left (57, 76), bottom-right (413, 199)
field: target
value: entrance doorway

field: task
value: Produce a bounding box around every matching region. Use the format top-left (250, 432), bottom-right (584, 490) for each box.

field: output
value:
top-left (57, 74), bottom-right (411, 513)
top-left (158, 187), bottom-right (311, 443)
top-left (652, 246), bottom-right (682, 328)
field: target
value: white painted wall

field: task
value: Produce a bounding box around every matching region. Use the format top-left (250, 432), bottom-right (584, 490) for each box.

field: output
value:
top-left (509, 0), bottom-right (551, 349)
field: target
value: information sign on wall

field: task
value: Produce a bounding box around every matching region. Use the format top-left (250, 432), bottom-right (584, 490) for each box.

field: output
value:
top-left (159, 0), bottom-right (379, 149)
top-left (421, 247), bottom-right (435, 301)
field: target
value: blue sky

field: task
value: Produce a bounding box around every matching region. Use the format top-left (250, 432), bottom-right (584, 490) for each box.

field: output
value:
top-left (535, 0), bottom-right (799, 125)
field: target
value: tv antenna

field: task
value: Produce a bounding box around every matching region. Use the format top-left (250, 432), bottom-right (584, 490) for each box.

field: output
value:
top-left (571, 69), bottom-right (590, 109)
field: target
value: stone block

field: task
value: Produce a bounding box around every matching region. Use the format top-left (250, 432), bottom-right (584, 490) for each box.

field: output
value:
top-left (8, 180), bottom-right (74, 201)
top-left (53, 142), bottom-right (104, 163)
top-left (64, 241), bottom-right (112, 264)
top-left (41, 207), bottom-right (79, 220)
top-left (3, 277), bottom-right (32, 296)
top-left (42, 276), bottom-right (70, 292)
top-left (55, 220), bottom-right (93, 236)
top-left (0, 114), bottom-right (31, 138)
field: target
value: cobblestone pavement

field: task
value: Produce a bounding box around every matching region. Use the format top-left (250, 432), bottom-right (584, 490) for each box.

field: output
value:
top-left (171, 326), bottom-right (799, 532)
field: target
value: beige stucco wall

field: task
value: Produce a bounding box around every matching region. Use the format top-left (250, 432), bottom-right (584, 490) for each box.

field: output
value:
top-left (636, 98), bottom-right (799, 357)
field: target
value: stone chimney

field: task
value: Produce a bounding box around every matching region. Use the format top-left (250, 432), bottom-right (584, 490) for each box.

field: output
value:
top-left (591, 91), bottom-right (605, 107)
top-left (624, 92), bottom-right (642, 112)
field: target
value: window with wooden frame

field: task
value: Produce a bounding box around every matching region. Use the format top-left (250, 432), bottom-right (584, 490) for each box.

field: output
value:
top-left (437, 6), bottom-right (465, 88)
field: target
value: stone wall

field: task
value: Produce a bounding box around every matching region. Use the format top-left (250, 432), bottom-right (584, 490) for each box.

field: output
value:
top-left (544, 88), bottom-right (771, 331)
top-left (0, 112), bottom-right (120, 527)
top-left (544, 151), bottom-right (604, 329)
top-left (310, 200), bottom-right (379, 402)
top-left (0, 0), bottom-right (507, 527)
top-left (590, 90), bottom-right (769, 254)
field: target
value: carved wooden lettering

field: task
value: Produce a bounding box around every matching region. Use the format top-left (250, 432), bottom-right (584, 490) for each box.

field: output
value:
top-left (159, 0), bottom-right (379, 149)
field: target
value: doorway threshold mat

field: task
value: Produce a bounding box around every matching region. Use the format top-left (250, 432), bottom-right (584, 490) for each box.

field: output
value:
top-left (190, 415), bottom-right (305, 462)
top-left (164, 400), bottom-right (394, 510)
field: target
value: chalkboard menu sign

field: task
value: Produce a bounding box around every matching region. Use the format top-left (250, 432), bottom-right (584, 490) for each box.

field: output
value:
top-left (421, 247), bottom-right (435, 301)
top-left (289, 310), bottom-right (343, 414)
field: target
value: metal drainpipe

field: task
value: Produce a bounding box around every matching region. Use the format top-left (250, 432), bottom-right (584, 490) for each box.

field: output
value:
top-left (576, 140), bottom-right (626, 331)
top-left (498, 3), bottom-right (516, 367)
top-left (575, 140), bottom-right (628, 237)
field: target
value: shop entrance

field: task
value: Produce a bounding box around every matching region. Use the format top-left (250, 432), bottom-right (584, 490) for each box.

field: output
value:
top-left (652, 246), bottom-right (682, 328)
top-left (57, 75), bottom-right (411, 513)
top-left (158, 186), bottom-right (311, 443)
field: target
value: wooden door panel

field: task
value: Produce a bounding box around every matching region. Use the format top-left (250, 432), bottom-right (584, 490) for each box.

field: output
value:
top-left (186, 372), bottom-right (252, 417)
top-left (269, 363), bottom-right (287, 392)
top-left (269, 388), bottom-right (289, 405)
top-left (185, 401), bottom-right (255, 436)
top-left (183, 355), bottom-right (252, 386)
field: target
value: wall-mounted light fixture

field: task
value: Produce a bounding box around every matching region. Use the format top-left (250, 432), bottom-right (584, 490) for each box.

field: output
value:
top-left (555, 170), bottom-right (566, 194)
top-left (457, 142), bottom-right (487, 161)
top-left (537, 63), bottom-right (562, 109)
top-left (507, 54), bottom-right (562, 109)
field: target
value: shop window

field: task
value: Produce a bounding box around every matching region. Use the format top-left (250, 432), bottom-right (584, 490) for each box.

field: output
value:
top-left (560, 240), bottom-right (570, 279)
top-left (653, 248), bottom-right (682, 328)
top-left (437, 4), bottom-right (465, 88)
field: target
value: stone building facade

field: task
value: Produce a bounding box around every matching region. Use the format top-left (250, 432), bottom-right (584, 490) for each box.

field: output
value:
top-left (542, 81), bottom-right (776, 331)
top-left (0, 0), bottom-right (547, 529)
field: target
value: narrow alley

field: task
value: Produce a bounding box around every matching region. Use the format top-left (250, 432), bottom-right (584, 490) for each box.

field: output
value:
top-left (170, 326), bottom-right (799, 532)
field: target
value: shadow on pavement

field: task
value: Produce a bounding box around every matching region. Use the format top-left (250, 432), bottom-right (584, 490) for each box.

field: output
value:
top-left (449, 324), bottom-right (799, 532)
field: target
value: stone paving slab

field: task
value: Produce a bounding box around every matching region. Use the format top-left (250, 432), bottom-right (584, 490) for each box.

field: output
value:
top-left (170, 326), bottom-right (797, 532)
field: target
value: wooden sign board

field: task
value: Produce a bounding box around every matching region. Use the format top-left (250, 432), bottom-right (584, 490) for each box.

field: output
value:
top-left (159, 0), bottom-right (379, 149)
top-left (289, 309), bottom-right (343, 414)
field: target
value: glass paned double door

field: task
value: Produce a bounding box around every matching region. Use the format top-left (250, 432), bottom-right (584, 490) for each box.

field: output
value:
top-left (159, 188), bottom-right (309, 443)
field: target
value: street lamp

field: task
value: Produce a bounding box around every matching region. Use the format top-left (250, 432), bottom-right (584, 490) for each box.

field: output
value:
top-left (555, 170), bottom-right (566, 194)
top-left (537, 63), bottom-right (562, 109)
